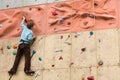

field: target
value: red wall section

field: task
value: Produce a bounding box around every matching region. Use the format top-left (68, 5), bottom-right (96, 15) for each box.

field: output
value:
top-left (0, 0), bottom-right (118, 39)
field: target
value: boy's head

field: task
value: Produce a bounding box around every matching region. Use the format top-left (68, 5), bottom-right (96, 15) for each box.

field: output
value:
top-left (26, 20), bottom-right (35, 29)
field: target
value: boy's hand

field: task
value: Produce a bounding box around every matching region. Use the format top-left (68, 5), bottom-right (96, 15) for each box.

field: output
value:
top-left (22, 16), bottom-right (25, 21)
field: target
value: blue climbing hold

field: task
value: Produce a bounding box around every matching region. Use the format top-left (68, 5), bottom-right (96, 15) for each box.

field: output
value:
top-left (32, 50), bottom-right (36, 54)
top-left (90, 31), bottom-right (94, 35)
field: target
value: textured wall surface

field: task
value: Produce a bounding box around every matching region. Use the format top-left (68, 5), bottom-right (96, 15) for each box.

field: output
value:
top-left (0, 0), bottom-right (120, 80)
top-left (0, 0), bottom-right (118, 39)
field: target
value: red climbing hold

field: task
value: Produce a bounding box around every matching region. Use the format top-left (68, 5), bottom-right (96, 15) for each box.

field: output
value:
top-left (52, 64), bottom-right (55, 67)
top-left (59, 56), bottom-right (63, 60)
top-left (87, 76), bottom-right (94, 80)
top-left (67, 22), bottom-right (71, 25)
top-left (52, 11), bottom-right (58, 16)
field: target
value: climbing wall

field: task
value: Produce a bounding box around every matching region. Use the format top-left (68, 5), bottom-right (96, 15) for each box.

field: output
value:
top-left (0, 0), bottom-right (120, 80)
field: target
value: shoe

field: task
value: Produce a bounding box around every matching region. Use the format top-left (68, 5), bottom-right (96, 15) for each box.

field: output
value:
top-left (8, 70), bottom-right (16, 75)
top-left (25, 70), bottom-right (35, 75)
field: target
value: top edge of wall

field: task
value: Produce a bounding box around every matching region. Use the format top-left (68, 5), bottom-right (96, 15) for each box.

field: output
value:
top-left (0, 0), bottom-right (69, 10)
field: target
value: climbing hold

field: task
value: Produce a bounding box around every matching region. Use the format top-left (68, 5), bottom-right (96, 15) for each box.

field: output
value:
top-left (98, 60), bottom-right (103, 66)
top-left (69, 62), bottom-right (74, 67)
top-left (83, 21), bottom-right (88, 26)
top-left (0, 47), bottom-right (4, 54)
top-left (52, 64), bottom-right (55, 67)
top-left (8, 20), bottom-right (12, 23)
top-left (17, 28), bottom-right (20, 31)
top-left (90, 31), bottom-right (94, 35)
top-left (0, 47), bottom-right (3, 50)
top-left (6, 4), bottom-right (9, 8)
top-left (52, 11), bottom-right (58, 16)
top-left (60, 35), bottom-right (63, 39)
top-left (59, 56), bottom-right (63, 60)
top-left (87, 76), bottom-right (94, 80)
top-left (67, 22), bottom-right (71, 25)
top-left (64, 42), bottom-right (71, 45)
top-left (37, 7), bottom-right (41, 11)
top-left (81, 77), bottom-right (85, 80)
top-left (29, 8), bottom-right (32, 11)
top-left (12, 51), bottom-right (16, 55)
top-left (0, 24), bottom-right (3, 28)
top-left (74, 34), bottom-right (80, 38)
top-left (32, 50), bottom-right (36, 54)
top-left (13, 44), bottom-right (17, 49)
top-left (98, 39), bottom-right (101, 43)
top-left (89, 31), bottom-right (94, 38)
top-left (65, 35), bottom-right (70, 41)
top-left (58, 16), bottom-right (64, 24)
top-left (38, 57), bottom-right (42, 61)
top-left (7, 45), bottom-right (11, 49)
top-left (74, 35), bottom-right (77, 38)
top-left (55, 50), bottom-right (63, 53)
top-left (31, 50), bottom-right (36, 58)
top-left (94, 2), bottom-right (98, 6)
top-left (81, 48), bottom-right (86, 52)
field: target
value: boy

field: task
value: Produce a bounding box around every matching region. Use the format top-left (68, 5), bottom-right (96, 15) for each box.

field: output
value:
top-left (8, 16), bottom-right (35, 75)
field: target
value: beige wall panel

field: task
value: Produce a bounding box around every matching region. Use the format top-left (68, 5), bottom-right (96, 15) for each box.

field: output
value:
top-left (0, 70), bottom-right (43, 80)
top-left (0, 38), bottom-right (20, 71)
top-left (31, 35), bottom-right (45, 70)
top-left (98, 66), bottom-right (120, 80)
top-left (43, 69), bottom-right (70, 80)
top-left (44, 33), bottom-right (71, 69)
top-left (71, 67), bottom-right (97, 80)
top-left (71, 31), bottom-right (97, 68)
top-left (95, 29), bottom-right (119, 66)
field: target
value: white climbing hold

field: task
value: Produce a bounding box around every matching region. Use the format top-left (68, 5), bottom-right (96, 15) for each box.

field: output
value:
top-left (0, 24), bottom-right (3, 28)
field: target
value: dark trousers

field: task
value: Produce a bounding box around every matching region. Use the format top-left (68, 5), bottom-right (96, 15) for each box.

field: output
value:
top-left (10, 44), bottom-right (31, 73)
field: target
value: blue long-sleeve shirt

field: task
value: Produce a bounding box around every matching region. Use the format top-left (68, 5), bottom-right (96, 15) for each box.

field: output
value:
top-left (19, 21), bottom-right (33, 44)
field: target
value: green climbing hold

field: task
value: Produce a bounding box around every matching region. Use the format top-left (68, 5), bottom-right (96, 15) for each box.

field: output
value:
top-left (38, 57), bottom-right (42, 61)
top-left (7, 45), bottom-right (11, 49)
top-left (12, 51), bottom-right (16, 55)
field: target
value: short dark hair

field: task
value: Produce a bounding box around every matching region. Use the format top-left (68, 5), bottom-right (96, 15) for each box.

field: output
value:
top-left (27, 20), bottom-right (35, 29)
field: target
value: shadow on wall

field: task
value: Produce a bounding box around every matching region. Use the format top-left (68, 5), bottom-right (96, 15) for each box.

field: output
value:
top-left (0, 0), bottom-right (118, 39)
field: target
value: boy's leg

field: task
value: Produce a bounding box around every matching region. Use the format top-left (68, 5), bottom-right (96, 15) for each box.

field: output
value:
top-left (24, 44), bottom-right (34, 75)
top-left (8, 44), bottom-right (24, 75)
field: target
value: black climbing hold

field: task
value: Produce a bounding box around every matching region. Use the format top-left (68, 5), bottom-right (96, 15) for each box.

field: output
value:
top-left (6, 4), bottom-right (9, 8)
top-left (98, 60), bottom-right (103, 66)
top-left (81, 48), bottom-right (86, 52)
top-left (60, 35), bottom-right (63, 39)
top-left (74, 35), bottom-right (77, 38)
top-left (68, 35), bottom-right (70, 37)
